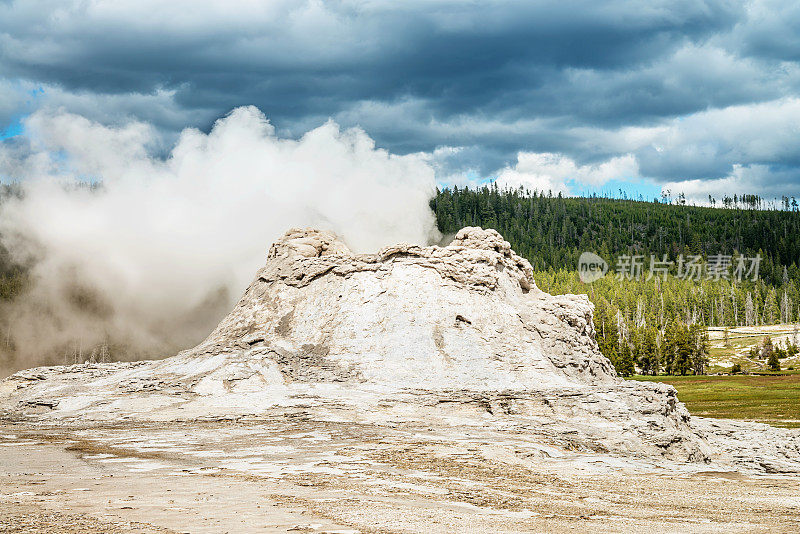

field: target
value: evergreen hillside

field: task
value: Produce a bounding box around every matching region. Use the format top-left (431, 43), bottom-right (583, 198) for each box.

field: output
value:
top-left (432, 186), bottom-right (800, 375)
top-left (432, 185), bottom-right (800, 286)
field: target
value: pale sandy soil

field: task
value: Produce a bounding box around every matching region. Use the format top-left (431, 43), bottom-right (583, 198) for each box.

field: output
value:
top-left (2, 417), bottom-right (799, 533)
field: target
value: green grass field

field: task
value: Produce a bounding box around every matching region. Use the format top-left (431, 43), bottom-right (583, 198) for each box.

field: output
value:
top-left (631, 374), bottom-right (800, 428)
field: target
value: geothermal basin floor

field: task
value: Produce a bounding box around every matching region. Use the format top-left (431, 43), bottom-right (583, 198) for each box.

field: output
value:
top-left (1, 414), bottom-right (799, 533)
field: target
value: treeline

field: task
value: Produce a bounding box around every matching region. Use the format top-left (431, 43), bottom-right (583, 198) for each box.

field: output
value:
top-left (432, 184), bottom-right (800, 286)
top-left (535, 270), bottom-right (796, 375)
top-left (432, 185), bottom-right (800, 375)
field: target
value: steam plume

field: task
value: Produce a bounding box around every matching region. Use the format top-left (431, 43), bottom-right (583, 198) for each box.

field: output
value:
top-left (0, 106), bottom-right (439, 375)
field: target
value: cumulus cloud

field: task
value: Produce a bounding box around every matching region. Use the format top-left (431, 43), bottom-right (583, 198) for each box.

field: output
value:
top-left (494, 152), bottom-right (639, 194)
top-left (629, 97), bottom-right (800, 180)
top-left (662, 164), bottom-right (800, 205)
top-left (483, 95), bottom-right (800, 200)
top-left (0, 106), bottom-right (439, 374)
top-left (731, 0), bottom-right (800, 61)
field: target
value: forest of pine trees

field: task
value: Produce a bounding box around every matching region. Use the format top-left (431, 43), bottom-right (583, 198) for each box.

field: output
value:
top-left (432, 185), bottom-right (800, 375)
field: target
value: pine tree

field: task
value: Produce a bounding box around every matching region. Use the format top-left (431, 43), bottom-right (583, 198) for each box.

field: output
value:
top-left (616, 341), bottom-right (635, 376)
top-left (691, 324), bottom-right (709, 375)
top-left (781, 290), bottom-right (791, 324)
top-left (761, 336), bottom-right (774, 360)
top-left (765, 288), bottom-right (779, 324)
top-left (745, 292), bottom-right (755, 326)
top-left (768, 350), bottom-right (781, 372)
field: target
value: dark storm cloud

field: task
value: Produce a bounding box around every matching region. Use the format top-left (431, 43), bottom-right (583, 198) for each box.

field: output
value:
top-left (1, 0), bottom-right (800, 196)
top-left (730, 0), bottom-right (800, 62)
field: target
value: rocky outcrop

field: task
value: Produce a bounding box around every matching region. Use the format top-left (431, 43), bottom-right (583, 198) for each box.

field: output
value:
top-left (1, 227), bottom-right (799, 471)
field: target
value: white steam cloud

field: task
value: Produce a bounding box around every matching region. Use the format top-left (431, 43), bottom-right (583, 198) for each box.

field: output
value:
top-left (0, 106), bottom-right (439, 375)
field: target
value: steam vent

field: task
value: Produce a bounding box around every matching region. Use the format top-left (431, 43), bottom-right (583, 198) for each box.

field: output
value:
top-left (2, 228), bottom-right (800, 472)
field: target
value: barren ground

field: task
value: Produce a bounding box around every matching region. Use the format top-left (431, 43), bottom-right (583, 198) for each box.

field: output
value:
top-left (2, 416), bottom-right (799, 533)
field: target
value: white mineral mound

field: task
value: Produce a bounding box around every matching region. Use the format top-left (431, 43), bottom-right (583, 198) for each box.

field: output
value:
top-left (188, 226), bottom-right (615, 391)
top-left (2, 227), bottom-right (800, 470)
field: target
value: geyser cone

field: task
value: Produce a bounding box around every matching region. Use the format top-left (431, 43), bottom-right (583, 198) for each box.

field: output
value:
top-left (183, 226), bottom-right (616, 392)
top-left (5, 227), bottom-right (800, 472)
